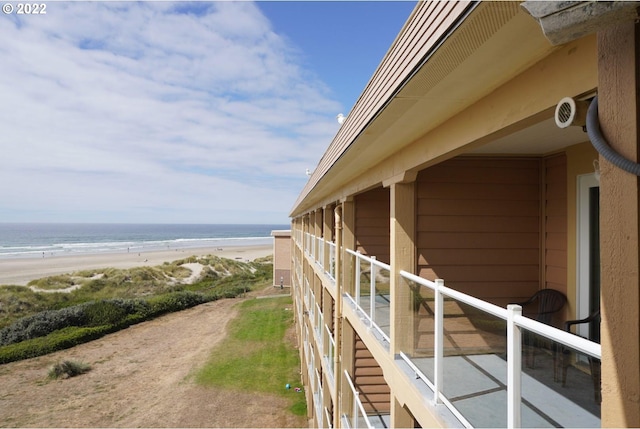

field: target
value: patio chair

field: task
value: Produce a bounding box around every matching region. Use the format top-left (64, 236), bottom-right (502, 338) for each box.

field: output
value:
top-left (559, 310), bottom-right (601, 404)
top-left (512, 289), bottom-right (567, 368)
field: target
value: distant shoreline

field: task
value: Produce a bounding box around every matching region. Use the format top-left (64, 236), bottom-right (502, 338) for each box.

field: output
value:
top-left (0, 244), bottom-right (273, 286)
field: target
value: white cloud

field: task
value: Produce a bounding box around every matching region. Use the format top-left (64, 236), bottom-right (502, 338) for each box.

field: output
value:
top-left (0, 1), bottom-right (339, 223)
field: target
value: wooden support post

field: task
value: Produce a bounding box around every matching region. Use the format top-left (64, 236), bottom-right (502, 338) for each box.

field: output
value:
top-left (597, 21), bottom-right (640, 427)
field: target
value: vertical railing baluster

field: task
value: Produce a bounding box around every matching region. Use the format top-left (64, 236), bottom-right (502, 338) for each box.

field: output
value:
top-left (434, 279), bottom-right (444, 404)
top-left (370, 256), bottom-right (377, 328)
top-left (507, 304), bottom-right (522, 429)
top-left (353, 391), bottom-right (359, 429)
top-left (355, 252), bottom-right (361, 308)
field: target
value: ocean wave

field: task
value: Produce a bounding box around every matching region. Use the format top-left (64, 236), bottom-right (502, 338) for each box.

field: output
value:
top-left (0, 236), bottom-right (273, 259)
top-left (0, 223), bottom-right (286, 259)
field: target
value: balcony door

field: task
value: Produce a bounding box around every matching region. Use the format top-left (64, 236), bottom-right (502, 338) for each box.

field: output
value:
top-left (577, 173), bottom-right (600, 342)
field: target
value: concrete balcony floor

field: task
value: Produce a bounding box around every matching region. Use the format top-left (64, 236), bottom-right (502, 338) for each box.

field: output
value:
top-left (399, 350), bottom-right (600, 428)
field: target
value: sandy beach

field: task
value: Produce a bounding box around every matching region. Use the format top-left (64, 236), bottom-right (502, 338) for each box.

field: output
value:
top-left (0, 244), bottom-right (273, 286)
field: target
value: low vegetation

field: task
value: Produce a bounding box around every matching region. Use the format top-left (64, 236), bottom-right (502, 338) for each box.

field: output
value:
top-left (195, 296), bottom-right (306, 416)
top-left (48, 360), bottom-right (92, 379)
top-left (0, 255), bottom-right (273, 364)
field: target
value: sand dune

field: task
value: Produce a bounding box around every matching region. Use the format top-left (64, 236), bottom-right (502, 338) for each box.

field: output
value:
top-left (0, 244), bottom-right (272, 286)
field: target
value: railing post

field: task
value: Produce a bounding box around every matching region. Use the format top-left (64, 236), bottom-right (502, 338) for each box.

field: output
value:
top-left (370, 256), bottom-right (377, 328)
top-left (507, 304), bottom-right (522, 429)
top-left (355, 252), bottom-right (361, 308)
top-left (434, 278), bottom-right (444, 404)
top-left (353, 390), bottom-right (359, 429)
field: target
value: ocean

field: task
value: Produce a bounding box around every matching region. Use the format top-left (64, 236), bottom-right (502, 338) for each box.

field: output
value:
top-left (0, 223), bottom-right (290, 259)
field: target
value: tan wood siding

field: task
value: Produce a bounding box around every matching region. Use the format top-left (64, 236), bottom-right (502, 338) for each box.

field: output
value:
top-left (274, 269), bottom-right (290, 286)
top-left (353, 336), bottom-right (390, 414)
top-left (544, 154), bottom-right (568, 297)
top-left (355, 187), bottom-right (390, 264)
top-left (416, 157), bottom-right (541, 306)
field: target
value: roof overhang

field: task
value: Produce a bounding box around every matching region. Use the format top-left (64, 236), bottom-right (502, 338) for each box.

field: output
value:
top-left (289, 1), bottom-right (593, 218)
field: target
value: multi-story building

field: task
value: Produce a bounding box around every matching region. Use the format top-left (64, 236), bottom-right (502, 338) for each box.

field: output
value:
top-left (288, 2), bottom-right (640, 428)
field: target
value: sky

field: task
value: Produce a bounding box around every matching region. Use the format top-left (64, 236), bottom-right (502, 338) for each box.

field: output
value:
top-left (0, 1), bottom-right (416, 225)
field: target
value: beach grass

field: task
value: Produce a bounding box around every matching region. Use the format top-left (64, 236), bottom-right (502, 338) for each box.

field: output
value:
top-left (195, 296), bottom-right (306, 416)
top-left (0, 256), bottom-right (274, 363)
top-left (0, 256), bottom-right (272, 329)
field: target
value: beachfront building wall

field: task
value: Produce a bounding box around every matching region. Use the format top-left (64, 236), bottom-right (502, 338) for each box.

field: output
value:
top-left (289, 1), bottom-right (640, 427)
top-left (271, 230), bottom-right (292, 288)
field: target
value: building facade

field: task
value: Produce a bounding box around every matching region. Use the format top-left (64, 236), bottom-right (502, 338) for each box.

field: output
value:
top-left (289, 2), bottom-right (640, 428)
top-left (272, 229), bottom-right (292, 288)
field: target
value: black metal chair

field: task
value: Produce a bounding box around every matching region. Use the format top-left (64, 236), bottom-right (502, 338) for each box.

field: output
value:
top-left (560, 310), bottom-right (601, 404)
top-left (513, 289), bottom-right (567, 368)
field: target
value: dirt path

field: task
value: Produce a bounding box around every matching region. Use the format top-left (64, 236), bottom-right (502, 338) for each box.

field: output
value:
top-left (0, 288), bottom-right (307, 428)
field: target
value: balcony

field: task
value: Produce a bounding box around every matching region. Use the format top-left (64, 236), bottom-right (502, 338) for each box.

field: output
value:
top-left (397, 271), bottom-right (601, 428)
top-left (297, 233), bottom-right (601, 428)
top-left (345, 249), bottom-right (391, 349)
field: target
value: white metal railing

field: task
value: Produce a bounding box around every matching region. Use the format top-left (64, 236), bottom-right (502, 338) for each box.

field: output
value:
top-left (315, 369), bottom-right (324, 427)
top-left (328, 241), bottom-right (336, 280)
top-left (323, 323), bottom-right (336, 380)
top-left (315, 303), bottom-right (324, 350)
top-left (318, 236), bottom-right (325, 268)
top-left (304, 232), bottom-right (311, 256)
top-left (308, 343), bottom-right (315, 380)
top-left (399, 270), bottom-right (602, 429)
top-left (324, 406), bottom-right (333, 429)
top-left (343, 370), bottom-right (375, 429)
top-left (345, 249), bottom-right (391, 345)
top-left (304, 328), bottom-right (310, 365)
top-left (309, 289), bottom-right (316, 323)
top-left (302, 234), bottom-right (338, 284)
top-left (304, 277), bottom-right (310, 310)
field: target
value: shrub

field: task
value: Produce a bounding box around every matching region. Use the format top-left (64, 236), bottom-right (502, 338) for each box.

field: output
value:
top-left (48, 360), bottom-right (91, 379)
top-left (0, 299), bottom-right (152, 346)
top-left (83, 299), bottom-right (150, 327)
top-left (0, 306), bottom-right (88, 346)
top-left (147, 291), bottom-right (208, 316)
top-left (0, 326), bottom-right (114, 364)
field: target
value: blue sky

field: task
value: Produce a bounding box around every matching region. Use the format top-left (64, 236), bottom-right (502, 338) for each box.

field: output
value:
top-left (0, 1), bottom-right (415, 224)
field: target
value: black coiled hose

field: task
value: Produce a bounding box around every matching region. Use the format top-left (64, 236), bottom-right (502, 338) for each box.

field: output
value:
top-left (586, 95), bottom-right (640, 176)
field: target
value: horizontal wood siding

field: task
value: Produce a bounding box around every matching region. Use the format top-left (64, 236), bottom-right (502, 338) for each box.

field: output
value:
top-left (355, 187), bottom-right (390, 264)
top-left (544, 154), bottom-right (568, 298)
top-left (417, 158), bottom-right (541, 305)
top-left (354, 336), bottom-right (390, 414)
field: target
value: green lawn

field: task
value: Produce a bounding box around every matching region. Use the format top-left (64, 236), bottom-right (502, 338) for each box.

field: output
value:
top-left (195, 295), bottom-right (306, 416)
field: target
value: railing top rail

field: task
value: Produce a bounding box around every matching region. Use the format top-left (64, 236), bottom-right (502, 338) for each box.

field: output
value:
top-left (514, 311), bottom-right (601, 358)
top-left (346, 248), bottom-right (391, 271)
top-left (400, 269), bottom-right (436, 288)
top-left (324, 323), bottom-right (334, 338)
top-left (343, 369), bottom-right (358, 394)
top-left (400, 269), bottom-right (601, 359)
top-left (400, 269), bottom-right (505, 319)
